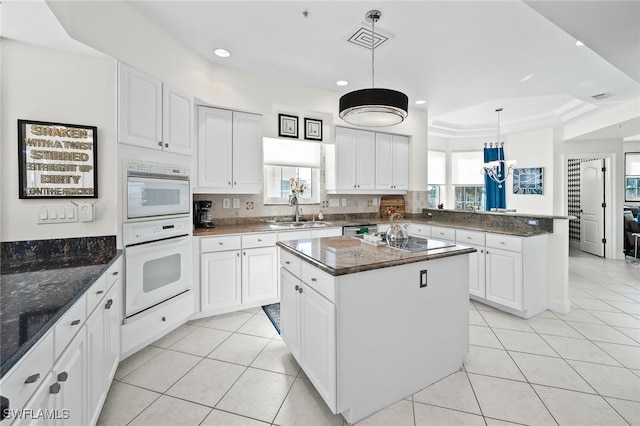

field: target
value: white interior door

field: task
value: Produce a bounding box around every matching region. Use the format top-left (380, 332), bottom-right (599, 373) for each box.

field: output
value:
top-left (580, 159), bottom-right (605, 257)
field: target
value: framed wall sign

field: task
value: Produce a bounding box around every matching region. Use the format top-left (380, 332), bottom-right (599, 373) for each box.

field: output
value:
top-left (278, 113), bottom-right (298, 139)
top-left (513, 167), bottom-right (543, 195)
top-left (18, 119), bottom-right (98, 199)
top-left (304, 118), bottom-right (323, 141)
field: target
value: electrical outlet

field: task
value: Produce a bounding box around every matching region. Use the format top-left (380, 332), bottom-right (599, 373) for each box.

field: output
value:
top-left (233, 198), bottom-right (240, 209)
top-left (341, 198), bottom-right (347, 207)
top-left (223, 199), bottom-right (230, 209)
top-left (78, 202), bottom-right (93, 222)
top-left (373, 198), bottom-right (378, 206)
top-left (420, 270), bottom-right (428, 288)
top-left (528, 219), bottom-right (539, 226)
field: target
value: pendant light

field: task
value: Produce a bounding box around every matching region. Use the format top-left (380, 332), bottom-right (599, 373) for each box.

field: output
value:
top-left (339, 10), bottom-right (408, 127)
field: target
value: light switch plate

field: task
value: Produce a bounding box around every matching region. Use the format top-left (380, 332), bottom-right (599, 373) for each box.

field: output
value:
top-left (341, 198), bottom-right (347, 207)
top-left (38, 205), bottom-right (78, 224)
top-left (233, 198), bottom-right (240, 209)
top-left (223, 199), bottom-right (230, 209)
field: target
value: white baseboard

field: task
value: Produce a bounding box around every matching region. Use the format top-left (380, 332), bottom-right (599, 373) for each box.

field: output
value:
top-left (548, 298), bottom-right (571, 314)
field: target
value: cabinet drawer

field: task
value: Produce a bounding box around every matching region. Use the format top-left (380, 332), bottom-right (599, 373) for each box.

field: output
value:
top-left (54, 293), bottom-right (87, 359)
top-left (431, 226), bottom-right (456, 241)
top-left (86, 273), bottom-right (107, 316)
top-left (310, 227), bottom-right (342, 238)
top-left (242, 232), bottom-right (277, 249)
top-left (300, 262), bottom-right (335, 303)
top-left (106, 256), bottom-right (123, 288)
top-left (486, 233), bottom-right (523, 252)
top-left (456, 230), bottom-right (486, 246)
top-left (407, 223), bottom-right (430, 237)
top-left (0, 331), bottom-right (54, 415)
top-left (280, 249), bottom-right (301, 276)
top-left (200, 235), bottom-right (242, 253)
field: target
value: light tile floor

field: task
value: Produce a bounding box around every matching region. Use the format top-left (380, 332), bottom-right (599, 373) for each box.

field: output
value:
top-left (99, 250), bottom-right (640, 425)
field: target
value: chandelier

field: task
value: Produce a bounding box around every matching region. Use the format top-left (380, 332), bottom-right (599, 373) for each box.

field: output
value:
top-left (481, 108), bottom-right (516, 188)
top-left (339, 10), bottom-right (409, 127)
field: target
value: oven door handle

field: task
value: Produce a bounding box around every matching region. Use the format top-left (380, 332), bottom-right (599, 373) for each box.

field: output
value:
top-left (125, 235), bottom-right (191, 255)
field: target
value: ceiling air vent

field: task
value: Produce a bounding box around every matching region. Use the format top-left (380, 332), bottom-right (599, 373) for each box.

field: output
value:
top-left (591, 92), bottom-right (615, 100)
top-left (348, 27), bottom-right (388, 50)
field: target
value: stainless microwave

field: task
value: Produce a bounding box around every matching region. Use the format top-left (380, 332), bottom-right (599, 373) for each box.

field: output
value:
top-left (126, 161), bottom-right (190, 220)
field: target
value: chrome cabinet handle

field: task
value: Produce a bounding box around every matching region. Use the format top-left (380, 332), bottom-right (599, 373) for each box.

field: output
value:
top-left (24, 373), bottom-right (40, 384)
top-left (311, 278), bottom-right (317, 282)
top-left (237, 252), bottom-right (240, 257)
top-left (298, 287), bottom-right (303, 294)
top-left (219, 242), bottom-right (224, 245)
top-left (96, 290), bottom-right (104, 295)
top-left (234, 181), bottom-right (237, 185)
top-left (50, 383), bottom-right (61, 394)
top-left (258, 239), bottom-right (262, 242)
top-left (285, 261), bottom-right (290, 264)
top-left (71, 320), bottom-right (81, 326)
top-left (162, 316), bottom-right (166, 322)
top-left (165, 143), bottom-right (169, 148)
top-left (228, 181), bottom-right (231, 186)
top-left (158, 141), bottom-right (163, 147)
top-left (112, 271), bottom-right (119, 276)
top-left (295, 285), bottom-right (299, 291)
top-left (243, 252), bottom-right (246, 256)
top-left (57, 372), bottom-right (68, 382)
top-left (105, 299), bottom-right (113, 309)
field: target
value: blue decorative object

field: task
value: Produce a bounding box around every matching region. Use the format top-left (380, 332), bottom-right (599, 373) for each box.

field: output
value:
top-left (484, 144), bottom-right (507, 210)
top-left (513, 167), bottom-right (543, 195)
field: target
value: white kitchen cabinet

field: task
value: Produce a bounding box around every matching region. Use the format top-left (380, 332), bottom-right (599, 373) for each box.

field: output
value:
top-left (13, 372), bottom-right (56, 426)
top-left (196, 106), bottom-right (262, 193)
top-left (200, 233), bottom-right (277, 315)
top-left (86, 304), bottom-right (106, 426)
top-left (407, 223), bottom-right (430, 238)
top-left (51, 328), bottom-right (88, 426)
top-left (485, 247), bottom-right (523, 311)
top-left (375, 133), bottom-right (409, 192)
top-left (201, 250), bottom-right (242, 312)
top-left (242, 246), bottom-right (278, 305)
top-left (103, 276), bottom-right (122, 386)
top-left (279, 268), bottom-right (336, 411)
top-left (455, 230), bottom-right (486, 299)
top-left (331, 127), bottom-right (376, 192)
top-left (118, 63), bottom-right (192, 155)
top-left (431, 225), bottom-right (456, 242)
top-left (310, 227), bottom-right (342, 238)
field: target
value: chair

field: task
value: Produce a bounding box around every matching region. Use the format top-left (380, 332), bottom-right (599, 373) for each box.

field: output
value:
top-left (624, 211), bottom-right (640, 257)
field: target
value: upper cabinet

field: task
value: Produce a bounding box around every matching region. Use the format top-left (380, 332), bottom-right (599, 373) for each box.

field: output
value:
top-left (118, 63), bottom-right (192, 156)
top-left (375, 133), bottom-right (409, 192)
top-left (196, 106), bottom-right (263, 194)
top-left (327, 127), bottom-right (409, 194)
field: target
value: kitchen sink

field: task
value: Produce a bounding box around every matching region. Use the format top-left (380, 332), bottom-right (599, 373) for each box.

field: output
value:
top-left (266, 221), bottom-right (331, 230)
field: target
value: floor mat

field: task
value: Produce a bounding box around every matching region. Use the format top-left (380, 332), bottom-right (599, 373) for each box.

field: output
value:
top-left (262, 302), bottom-right (281, 334)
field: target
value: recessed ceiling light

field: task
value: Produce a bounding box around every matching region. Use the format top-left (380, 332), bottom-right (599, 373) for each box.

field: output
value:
top-left (415, 100), bottom-right (426, 105)
top-left (575, 40), bottom-right (584, 46)
top-left (520, 74), bottom-right (534, 82)
top-left (336, 80), bottom-right (349, 86)
top-left (214, 48), bottom-right (231, 58)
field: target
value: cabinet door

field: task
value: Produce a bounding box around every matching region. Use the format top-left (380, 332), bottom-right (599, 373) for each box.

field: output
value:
top-left (375, 133), bottom-right (394, 189)
top-left (242, 246), bottom-right (278, 304)
top-left (232, 112), bottom-right (263, 192)
top-left (86, 307), bottom-right (105, 426)
top-left (162, 86), bottom-right (192, 156)
top-left (392, 135), bottom-right (409, 190)
top-left (466, 244), bottom-right (486, 298)
top-left (280, 269), bottom-right (301, 361)
top-left (52, 329), bottom-right (87, 426)
top-left (118, 63), bottom-right (162, 149)
top-left (486, 248), bottom-right (523, 310)
top-left (355, 130), bottom-right (376, 190)
top-left (201, 251), bottom-right (241, 311)
top-left (104, 280), bottom-right (122, 383)
top-left (335, 127), bottom-right (358, 190)
top-left (197, 107), bottom-right (233, 189)
top-left (300, 284), bottom-right (336, 411)
top-left (14, 373), bottom-right (56, 426)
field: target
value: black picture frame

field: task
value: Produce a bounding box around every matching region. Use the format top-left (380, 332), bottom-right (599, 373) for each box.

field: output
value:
top-left (278, 113), bottom-right (298, 139)
top-left (18, 119), bottom-right (98, 199)
top-left (304, 118), bottom-right (323, 141)
top-left (625, 152), bottom-right (640, 202)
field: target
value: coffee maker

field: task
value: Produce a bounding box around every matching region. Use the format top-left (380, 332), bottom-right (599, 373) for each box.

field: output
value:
top-left (194, 200), bottom-right (214, 228)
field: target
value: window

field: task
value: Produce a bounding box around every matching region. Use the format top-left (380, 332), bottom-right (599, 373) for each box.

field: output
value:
top-left (263, 138), bottom-right (321, 204)
top-left (451, 151), bottom-right (484, 210)
top-left (427, 150), bottom-right (446, 208)
top-left (625, 152), bottom-right (640, 202)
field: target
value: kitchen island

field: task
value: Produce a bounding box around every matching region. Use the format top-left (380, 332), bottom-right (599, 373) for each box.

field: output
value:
top-left (276, 236), bottom-right (475, 424)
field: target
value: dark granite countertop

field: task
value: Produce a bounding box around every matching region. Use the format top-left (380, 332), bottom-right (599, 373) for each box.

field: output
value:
top-left (277, 236), bottom-right (475, 276)
top-left (1, 236), bottom-right (121, 378)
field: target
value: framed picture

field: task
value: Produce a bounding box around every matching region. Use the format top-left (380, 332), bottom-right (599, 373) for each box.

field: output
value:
top-left (18, 119), bottom-right (98, 199)
top-left (513, 167), bottom-right (543, 195)
top-left (278, 113), bottom-right (298, 138)
top-left (625, 152), bottom-right (640, 201)
top-left (304, 118), bottom-right (323, 141)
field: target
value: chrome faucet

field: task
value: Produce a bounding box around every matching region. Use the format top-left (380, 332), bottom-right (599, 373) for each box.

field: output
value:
top-left (289, 194), bottom-right (300, 222)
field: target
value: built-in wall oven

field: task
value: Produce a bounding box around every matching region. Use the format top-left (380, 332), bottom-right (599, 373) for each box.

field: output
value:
top-left (126, 161), bottom-right (190, 221)
top-left (123, 161), bottom-right (192, 320)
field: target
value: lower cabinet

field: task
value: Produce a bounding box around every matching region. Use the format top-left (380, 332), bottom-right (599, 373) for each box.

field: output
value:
top-left (200, 233), bottom-right (278, 314)
top-left (280, 269), bottom-right (336, 411)
top-left (485, 247), bottom-right (523, 311)
top-left (2, 258), bottom-right (122, 426)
